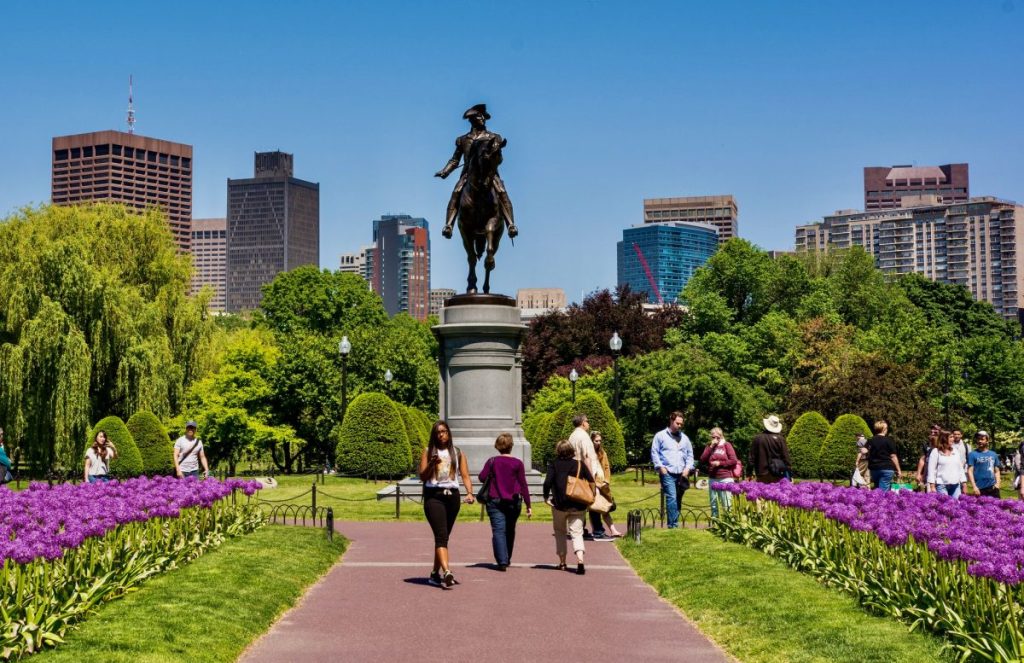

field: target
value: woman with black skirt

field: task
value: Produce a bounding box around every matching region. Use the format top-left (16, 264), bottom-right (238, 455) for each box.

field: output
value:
top-left (419, 420), bottom-right (474, 588)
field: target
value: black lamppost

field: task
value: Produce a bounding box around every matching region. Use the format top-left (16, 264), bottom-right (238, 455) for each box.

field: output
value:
top-left (569, 368), bottom-right (579, 405)
top-left (609, 331), bottom-right (623, 417)
top-left (339, 336), bottom-right (351, 424)
top-left (384, 369), bottom-right (393, 397)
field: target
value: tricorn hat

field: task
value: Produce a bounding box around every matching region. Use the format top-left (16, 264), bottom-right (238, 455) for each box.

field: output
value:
top-left (463, 104), bottom-right (490, 120)
top-left (762, 415), bottom-right (783, 434)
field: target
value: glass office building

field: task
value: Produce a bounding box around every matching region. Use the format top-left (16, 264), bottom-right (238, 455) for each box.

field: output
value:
top-left (616, 221), bottom-right (718, 303)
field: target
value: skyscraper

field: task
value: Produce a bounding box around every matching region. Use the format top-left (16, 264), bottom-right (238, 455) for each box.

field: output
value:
top-left (51, 130), bottom-right (193, 251)
top-left (643, 195), bottom-right (738, 243)
top-left (226, 151), bottom-right (319, 312)
top-left (368, 214), bottom-right (430, 320)
top-left (864, 164), bottom-right (968, 210)
top-left (617, 221), bottom-right (719, 304)
top-left (191, 218), bottom-right (227, 311)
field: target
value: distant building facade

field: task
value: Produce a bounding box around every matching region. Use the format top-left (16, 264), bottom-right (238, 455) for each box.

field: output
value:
top-left (516, 288), bottom-right (567, 310)
top-left (617, 221), bottom-right (719, 304)
top-left (369, 215), bottom-right (430, 320)
top-left (225, 151), bottom-right (319, 312)
top-left (51, 130), bottom-right (193, 251)
top-left (643, 195), bottom-right (738, 243)
top-left (795, 196), bottom-right (1024, 318)
top-left (864, 164), bottom-right (968, 210)
top-left (429, 288), bottom-right (456, 316)
top-left (191, 217), bottom-right (227, 311)
top-left (339, 246), bottom-right (372, 280)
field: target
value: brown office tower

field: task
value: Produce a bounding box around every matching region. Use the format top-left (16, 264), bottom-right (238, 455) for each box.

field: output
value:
top-left (226, 151), bottom-right (319, 312)
top-left (369, 215), bottom-right (430, 320)
top-left (864, 164), bottom-right (968, 210)
top-left (191, 218), bottom-right (227, 311)
top-left (51, 130), bottom-right (193, 251)
top-left (643, 195), bottom-right (738, 243)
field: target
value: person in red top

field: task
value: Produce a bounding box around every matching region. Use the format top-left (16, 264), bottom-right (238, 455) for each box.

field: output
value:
top-left (478, 433), bottom-right (532, 571)
top-left (700, 427), bottom-right (738, 517)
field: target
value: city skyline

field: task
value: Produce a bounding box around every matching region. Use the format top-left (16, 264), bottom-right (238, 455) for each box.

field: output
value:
top-left (2, 1), bottom-right (1023, 302)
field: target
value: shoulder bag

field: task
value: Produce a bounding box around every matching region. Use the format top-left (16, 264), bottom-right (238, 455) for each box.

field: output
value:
top-left (476, 474), bottom-right (492, 504)
top-left (565, 460), bottom-right (596, 507)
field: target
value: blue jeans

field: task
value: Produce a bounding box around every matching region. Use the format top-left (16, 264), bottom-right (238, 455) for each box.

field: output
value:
top-left (708, 478), bottom-right (734, 517)
top-left (485, 498), bottom-right (522, 566)
top-left (936, 483), bottom-right (962, 499)
top-left (183, 470), bottom-right (201, 478)
top-left (87, 475), bottom-right (110, 483)
top-left (870, 469), bottom-right (894, 491)
top-left (659, 472), bottom-right (686, 528)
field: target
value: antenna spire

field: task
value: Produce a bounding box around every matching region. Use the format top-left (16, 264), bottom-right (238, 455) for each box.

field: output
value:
top-left (127, 75), bottom-right (136, 134)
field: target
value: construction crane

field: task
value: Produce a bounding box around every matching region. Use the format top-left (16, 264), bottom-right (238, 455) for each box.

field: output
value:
top-left (632, 243), bottom-right (663, 304)
top-left (126, 75), bottom-right (136, 134)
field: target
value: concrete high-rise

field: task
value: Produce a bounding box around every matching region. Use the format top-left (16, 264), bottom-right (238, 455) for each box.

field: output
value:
top-left (617, 221), bottom-right (719, 304)
top-left (643, 195), bottom-right (738, 243)
top-left (864, 164), bottom-right (968, 210)
top-left (51, 130), bottom-right (193, 251)
top-left (339, 246), bottom-right (372, 280)
top-left (516, 288), bottom-right (567, 310)
top-left (429, 288), bottom-right (456, 316)
top-left (226, 151), bottom-right (319, 312)
top-left (191, 218), bottom-right (227, 311)
top-left (795, 196), bottom-right (1024, 318)
top-left (369, 215), bottom-right (431, 320)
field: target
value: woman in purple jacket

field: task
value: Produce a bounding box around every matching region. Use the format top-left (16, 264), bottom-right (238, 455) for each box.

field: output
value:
top-left (478, 433), bottom-right (532, 571)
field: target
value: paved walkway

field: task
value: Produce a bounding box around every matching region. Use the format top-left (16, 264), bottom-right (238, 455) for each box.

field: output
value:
top-left (241, 520), bottom-right (729, 663)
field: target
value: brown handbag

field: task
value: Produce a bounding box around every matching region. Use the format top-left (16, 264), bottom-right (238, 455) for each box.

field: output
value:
top-left (565, 460), bottom-right (596, 506)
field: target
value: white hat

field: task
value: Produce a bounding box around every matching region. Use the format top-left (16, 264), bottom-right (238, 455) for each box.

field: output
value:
top-left (763, 415), bottom-right (783, 434)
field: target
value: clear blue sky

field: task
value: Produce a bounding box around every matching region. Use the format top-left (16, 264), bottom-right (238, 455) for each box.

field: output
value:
top-left (2, 0), bottom-right (1022, 302)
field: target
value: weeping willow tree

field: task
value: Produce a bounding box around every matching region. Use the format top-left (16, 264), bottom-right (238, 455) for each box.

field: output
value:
top-left (0, 204), bottom-right (214, 471)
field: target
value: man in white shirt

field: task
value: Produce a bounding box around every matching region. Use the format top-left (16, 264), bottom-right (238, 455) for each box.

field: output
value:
top-left (174, 421), bottom-right (209, 479)
top-left (568, 413), bottom-right (609, 540)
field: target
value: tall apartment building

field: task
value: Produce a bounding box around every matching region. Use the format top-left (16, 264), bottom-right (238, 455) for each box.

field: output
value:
top-left (643, 195), bottom-right (738, 243)
top-left (795, 196), bottom-right (1024, 317)
top-left (51, 130), bottom-right (193, 251)
top-left (864, 164), bottom-right (968, 210)
top-left (429, 288), bottom-right (456, 316)
top-left (369, 215), bottom-right (430, 320)
top-left (226, 151), bottom-right (319, 312)
top-left (516, 288), bottom-right (567, 310)
top-left (191, 218), bottom-right (227, 311)
top-left (617, 221), bottom-right (719, 304)
top-left (339, 246), bottom-right (372, 280)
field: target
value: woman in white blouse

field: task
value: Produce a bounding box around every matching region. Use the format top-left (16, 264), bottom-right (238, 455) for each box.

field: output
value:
top-left (927, 430), bottom-right (967, 498)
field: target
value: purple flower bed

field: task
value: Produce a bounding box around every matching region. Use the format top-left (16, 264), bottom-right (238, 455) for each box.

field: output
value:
top-left (715, 480), bottom-right (1024, 585)
top-left (0, 476), bottom-right (261, 565)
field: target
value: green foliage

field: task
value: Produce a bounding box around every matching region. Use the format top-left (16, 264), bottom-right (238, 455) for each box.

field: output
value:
top-left (126, 411), bottom-right (173, 475)
top-left (533, 404), bottom-right (574, 468)
top-left (820, 414), bottom-right (871, 479)
top-left (333, 392), bottom-right (411, 477)
top-left (787, 412), bottom-right (831, 478)
top-left (573, 390), bottom-right (626, 471)
top-left (259, 267), bottom-right (387, 334)
top-left (90, 416), bottom-right (142, 478)
top-left (398, 404), bottom-right (427, 460)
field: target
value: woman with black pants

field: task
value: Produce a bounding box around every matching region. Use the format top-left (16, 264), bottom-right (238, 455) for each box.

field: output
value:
top-left (419, 420), bottom-right (474, 588)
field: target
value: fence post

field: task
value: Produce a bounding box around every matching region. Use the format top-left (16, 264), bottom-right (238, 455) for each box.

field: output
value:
top-left (311, 483), bottom-right (317, 511)
top-left (660, 491), bottom-right (666, 527)
top-left (326, 507), bottom-right (334, 541)
top-left (395, 484), bottom-right (401, 519)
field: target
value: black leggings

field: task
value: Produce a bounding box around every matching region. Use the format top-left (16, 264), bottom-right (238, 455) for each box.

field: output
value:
top-left (423, 486), bottom-right (461, 547)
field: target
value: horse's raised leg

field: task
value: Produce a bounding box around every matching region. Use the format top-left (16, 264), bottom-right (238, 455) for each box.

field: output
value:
top-left (482, 217), bottom-right (501, 294)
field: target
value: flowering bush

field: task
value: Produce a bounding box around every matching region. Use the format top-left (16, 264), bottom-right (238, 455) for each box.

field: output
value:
top-left (0, 476), bottom-right (262, 658)
top-left (712, 480), bottom-right (1024, 661)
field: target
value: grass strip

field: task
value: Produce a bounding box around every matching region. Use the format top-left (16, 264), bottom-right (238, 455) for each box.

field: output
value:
top-left (35, 525), bottom-right (346, 663)
top-left (619, 528), bottom-right (952, 663)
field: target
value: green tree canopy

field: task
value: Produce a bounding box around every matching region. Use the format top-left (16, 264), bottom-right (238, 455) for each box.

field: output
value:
top-left (259, 267), bottom-right (387, 334)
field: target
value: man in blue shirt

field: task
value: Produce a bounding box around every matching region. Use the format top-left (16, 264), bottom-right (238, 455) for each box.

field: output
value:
top-left (967, 430), bottom-right (1001, 498)
top-left (650, 411), bottom-right (694, 529)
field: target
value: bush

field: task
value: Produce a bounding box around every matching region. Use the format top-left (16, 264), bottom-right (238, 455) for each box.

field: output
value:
top-left (127, 410), bottom-right (174, 475)
top-left (333, 392), bottom-right (412, 477)
top-left (409, 407), bottom-right (434, 445)
top-left (524, 411), bottom-right (551, 467)
top-left (820, 414), bottom-right (872, 479)
top-left (89, 416), bottom-right (143, 479)
top-left (398, 404), bottom-right (428, 460)
top-left (787, 412), bottom-right (831, 478)
top-left (535, 403), bottom-right (575, 468)
top-left (574, 390), bottom-right (626, 472)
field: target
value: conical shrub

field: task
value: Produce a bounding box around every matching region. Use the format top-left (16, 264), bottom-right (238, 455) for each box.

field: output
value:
top-left (574, 390), bottom-right (626, 472)
top-left (788, 412), bottom-right (831, 478)
top-left (90, 415), bottom-right (143, 479)
top-left (820, 414), bottom-right (872, 479)
top-left (334, 392), bottom-right (412, 478)
top-left (127, 410), bottom-right (174, 475)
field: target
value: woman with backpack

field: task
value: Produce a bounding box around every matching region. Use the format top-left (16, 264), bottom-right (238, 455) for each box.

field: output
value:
top-left (701, 427), bottom-right (739, 516)
top-left (419, 420), bottom-right (474, 588)
top-left (748, 415), bottom-right (792, 483)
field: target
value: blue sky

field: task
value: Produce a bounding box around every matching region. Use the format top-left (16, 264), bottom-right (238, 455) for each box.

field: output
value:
top-left (2, 0), bottom-right (1022, 302)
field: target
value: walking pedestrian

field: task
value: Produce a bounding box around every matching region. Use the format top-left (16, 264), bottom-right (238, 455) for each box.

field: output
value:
top-left (591, 430), bottom-right (623, 537)
top-left (700, 427), bottom-right (738, 516)
top-left (951, 429), bottom-right (971, 472)
top-left (967, 430), bottom-right (1001, 498)
top-left (748, 415), bottom-right (792, 484)
top-left (865, 420), bottom-right (902, 491)
top-left (568, 413), bottom-right (605, 539)
top-left (928, 430), bottom-right (967, 498)
top-left (174, 421), bottom-right (209, 479)
top-left (0, 428), bottom-right (12, 484)
top-left (478, 433), bottom-right (532, 571)
top-left (543, 439), bottom-right (595, 575)
top-left (84, 430), bottom-right (117, 483)
top-left (650, 411), bottom-right (694, 529)
top-left (419, 420), bottom-right (474, 588)
top-left (852, 433), bottom-right (870, 488)
top-left (916, 426), bottom-right (941, 491)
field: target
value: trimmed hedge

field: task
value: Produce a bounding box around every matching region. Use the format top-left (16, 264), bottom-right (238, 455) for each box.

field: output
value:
top-left (333, 392), bottom-right (412, 477)
top-left (788, 412), bottom-right (831, 478)
top-left (409, 407), bottom-right (434, 446)
top-left (574, 390), bottom-right (627, 472)
top-left (398, 405), bottom-right (428, 460)
top-left (820, 414), bottom-right (872, 479)
top-left (89, 415), bottom-right (143, 479)
top-left (536, 403), bottom-right (575, 469)
top-left (127, 410), bottom-right (174, 475)
top-left (524, 411), bottom-right (551, 467)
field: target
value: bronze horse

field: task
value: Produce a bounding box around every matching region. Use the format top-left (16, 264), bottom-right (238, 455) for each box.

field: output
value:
top-left (456, 135), bottom-right (506, 294)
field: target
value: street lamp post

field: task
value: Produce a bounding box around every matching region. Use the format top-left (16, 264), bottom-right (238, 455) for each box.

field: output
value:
top-left (339, 336), bottom-right (351, 424)
top-left (569, 368), bottom-right (579, 405)
top-left (384, 369), bottom-right (393, 397)
top-left (609, 331), bottom-right (623, 417)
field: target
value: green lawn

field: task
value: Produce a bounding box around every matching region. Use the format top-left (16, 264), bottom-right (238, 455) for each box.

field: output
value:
top-left (619, 529), bottom-right (953, 663)
top-left (35, 525), bottom-right (346, 663)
